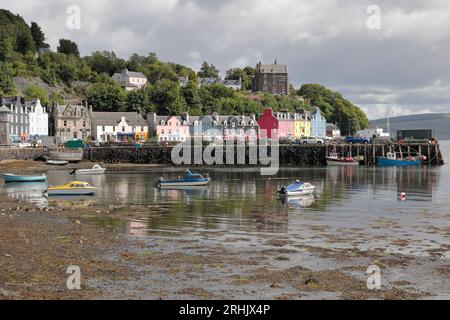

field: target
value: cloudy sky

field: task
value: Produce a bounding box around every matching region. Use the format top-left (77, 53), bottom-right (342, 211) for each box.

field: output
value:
top-left (2, 0), bottom-right (450, 119)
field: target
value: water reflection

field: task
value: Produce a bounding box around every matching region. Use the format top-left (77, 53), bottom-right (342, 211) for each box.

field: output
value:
top-left (1, 141), bottom-right (449, 242)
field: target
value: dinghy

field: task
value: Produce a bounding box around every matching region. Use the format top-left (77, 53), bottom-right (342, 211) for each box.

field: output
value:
top-left (2, 173), bottom-right (47, 183)
top-left (158, 169), bottom-right (210, 187)
top-left (277, 180), bottom-right (315, 196)
top-left (71, 164), bottom-right (106, 176)
top-left (45, 181), bottom-right (97, 196)
top-left (47, 160), bottom-right (69, 166)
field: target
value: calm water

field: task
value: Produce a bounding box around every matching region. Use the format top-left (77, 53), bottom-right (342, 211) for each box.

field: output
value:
top-left (2, 141), bottom-right (450, 256)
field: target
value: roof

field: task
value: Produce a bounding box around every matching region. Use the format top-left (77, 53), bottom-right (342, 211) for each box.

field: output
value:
top-left (0, 105), bottom-right (11, 112)
top-left (92, 112), bottom-right (147, 126)
top-left (259, 64), bottom-right (288, 74)
top-left (113, 69), bottom-right (146, 79)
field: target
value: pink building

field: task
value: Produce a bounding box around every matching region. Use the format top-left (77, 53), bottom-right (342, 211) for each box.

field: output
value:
top-left (155, 116), bottom-right (190, 142)
top-left (257, 109), bottom-right (294, 139)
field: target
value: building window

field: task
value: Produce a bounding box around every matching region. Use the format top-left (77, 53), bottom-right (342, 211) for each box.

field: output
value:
top-left (122, 126), bottom-right (125, 132)
top-left (102, 126), bottom-right (105, 132)
top-left (64, 120), bottom-right (67, 127)
top-left (83, 121), bottom-right (86, 127)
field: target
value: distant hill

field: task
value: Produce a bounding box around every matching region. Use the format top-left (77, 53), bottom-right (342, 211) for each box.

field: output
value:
top-left (370, 113), bottom-right (450, 140)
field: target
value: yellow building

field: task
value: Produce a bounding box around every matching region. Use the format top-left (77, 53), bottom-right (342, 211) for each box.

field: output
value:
top-left (294, 111), bottom-right (311, 137)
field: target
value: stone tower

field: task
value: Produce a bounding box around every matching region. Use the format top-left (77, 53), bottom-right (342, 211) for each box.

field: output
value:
top-left (0, 105), bottom-right (11, 145)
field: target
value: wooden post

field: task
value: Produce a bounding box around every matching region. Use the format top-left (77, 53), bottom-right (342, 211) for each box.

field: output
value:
top-left (382, 144), bottom-right (385, 157)
top-left (364, 144), bottom-right (368, 165)
top-left (428, 144), bottom-right (431, 163)
top-left (408, 146), bottom-right (411, 158)
top-left (372, 145), bottom-right (376, 165)
top-left (399, 144), bottom-right (403, 159)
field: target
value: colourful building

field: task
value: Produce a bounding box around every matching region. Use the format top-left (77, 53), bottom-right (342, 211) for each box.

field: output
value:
top-left (311, 108), bottom-right (327, 138)
top-left (257, 109), bottom-right (294, 139)
top-left (155, 115), bottom-right (190, 142)
top-left (293, 110), bottom-right (311, 137)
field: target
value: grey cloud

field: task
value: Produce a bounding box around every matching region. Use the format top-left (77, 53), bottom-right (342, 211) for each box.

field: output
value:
top-left (1, 0), bottom-right (450, 119)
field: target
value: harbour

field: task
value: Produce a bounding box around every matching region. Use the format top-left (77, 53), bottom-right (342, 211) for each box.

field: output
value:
top-left (0, 141), bottom-right (449, 299)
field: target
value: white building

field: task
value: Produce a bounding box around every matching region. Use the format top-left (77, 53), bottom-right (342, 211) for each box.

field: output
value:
top-left (90, 112), bottom-right (148, 143)
top-left (199, 78), bottom-right (243, 90)
top-left (356, 128), bottom-right (390, 140)
top-left (112, 69), bottom-right (147, 91)
top-left (27, 99), bottom-right (48, 136)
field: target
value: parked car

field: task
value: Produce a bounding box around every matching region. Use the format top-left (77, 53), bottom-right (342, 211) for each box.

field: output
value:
top-left (299, 137), bottom-right (324, 145)
top-left (345, 136), bottom-right (370, 144)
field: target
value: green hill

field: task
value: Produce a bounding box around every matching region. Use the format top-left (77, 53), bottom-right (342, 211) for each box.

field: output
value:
top-left (0, 8), bottom-right (369, 134)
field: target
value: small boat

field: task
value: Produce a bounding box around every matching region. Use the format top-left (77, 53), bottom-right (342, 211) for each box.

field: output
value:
top-left (377, 152), bottom-right (423, 166)
top-left (277, 180), bottom-right (316, 196)
top-left (158, 169), bottom-right (210, 187)
top-left (45, 181), bottom-right (97, 196)
top-left (2, 173), bottom-right (47, 183)
top-left (326, 153), bottom-right (359, 166)
top-left (71, 164), bottom-right (106, 176)
top-left (47, 160), bottom-right (69, 166)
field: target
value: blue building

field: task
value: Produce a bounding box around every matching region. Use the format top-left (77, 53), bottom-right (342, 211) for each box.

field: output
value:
top-left (310, 108), bottom-right (327, 138)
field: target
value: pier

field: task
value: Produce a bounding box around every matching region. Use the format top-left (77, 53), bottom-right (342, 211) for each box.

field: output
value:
top-left (82, 142), bottom-right (445, 166)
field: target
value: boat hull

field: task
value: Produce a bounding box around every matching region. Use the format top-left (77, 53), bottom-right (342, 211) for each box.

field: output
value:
top-left (47, 188), bottom-right (97, 196)
top-left (75, 169), bottom-right (106, 175)
top-left (279, 187), bottom-right (315, 196)
top-left (158, 178), bottom-right (210, 188)
top-left (326, 158), bottom-right (359, 166)
top-left (376, 157), bottom-right (421, 166)
top-left (47, 160), bottom-right (69, 166)
top-left (2, 174), bottom-right (47, 183)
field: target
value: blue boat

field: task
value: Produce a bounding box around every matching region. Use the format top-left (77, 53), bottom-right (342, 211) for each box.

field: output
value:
top-left (2, 173), bottom-right (47, 183)
top-left (158, 170), bottom-right (210, 187)
top-left (377, 152), bottom-right (422, 166)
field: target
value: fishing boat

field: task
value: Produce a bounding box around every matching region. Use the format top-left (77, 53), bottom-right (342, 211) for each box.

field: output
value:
top-left (2, 173), bottom-right (47, 183)
top-left (47, 160), bottom-right (69, 166)
top-left (71, 164), bottom-right (106, 176)
top-left (326, 153), bottom-right (359, 166)
top-left (45, 181), bottom-right (97, 196)
top-left (157, 169), bottom-right (210, 187)
top-left (277, 180), bottom-right (315, 196)
top-left (377, 152), bottom-right (423, 166)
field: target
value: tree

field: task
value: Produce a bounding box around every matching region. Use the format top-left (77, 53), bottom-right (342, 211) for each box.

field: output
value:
top-left (86, 82), bottom-right (126, 112)
top-left (182, 81), bottom-right (201, 114)
top-left (126, 88), bottom-right (152, 113)
top-left (297, 84), bottom-right (369, 135)
top-left (149, 79), bottom-right (186, 115)
top-left (198, 61), bottom-right (219, 78)
top-left (23, 85), bottom-right (49, 105)
top-left (57, 39), bottom-right (80, 57)
top-left (30, 22), bottom-right (49, 51)
top-left (84, 51), bottom-right (126, 75)
top-left (225, 67), bottom-right (253, 90)
top-left (0, 31), bottom-right (14, 62)
top-left (0, 62), bottom-right (16, 96)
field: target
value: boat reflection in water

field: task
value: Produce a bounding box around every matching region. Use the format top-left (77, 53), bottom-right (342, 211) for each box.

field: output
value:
top-left (155, 185), bottom-right (210, 202)
top-left (3, 182), bottom-right (48, 207)
top-left (47, 196), bottom-right (96, 208)
top-left (277, 194), bottom-right (315, 207)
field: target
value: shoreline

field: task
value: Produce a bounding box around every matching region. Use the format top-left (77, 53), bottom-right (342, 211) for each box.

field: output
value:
top-left (2, 201), bottom-right (447, 300)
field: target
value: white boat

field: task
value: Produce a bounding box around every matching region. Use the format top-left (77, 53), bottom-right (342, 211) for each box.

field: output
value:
top-left (45, 181), bottom-right (97, 196)
top-left (277, 180), bottom-right (315, 196)
top-left (72, 164), bottom-right (106, 175)
top-left (157, 170), bottom-right (210, 188)
top-left (47, 160), bottom-right (69, 166)
top-left (326, 153), bottom-right (359, 166)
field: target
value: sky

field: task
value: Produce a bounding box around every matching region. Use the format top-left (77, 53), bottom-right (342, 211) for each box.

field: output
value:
top-left (1, 0), bottom-right (450, 120)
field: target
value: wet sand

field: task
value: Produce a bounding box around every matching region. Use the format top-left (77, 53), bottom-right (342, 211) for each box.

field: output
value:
top-left (0, 160), bottom-right (449, 300)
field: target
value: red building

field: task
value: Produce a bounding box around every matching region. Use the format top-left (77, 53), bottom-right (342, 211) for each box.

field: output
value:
top-left (257, 109), bottom-right (294, 139)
